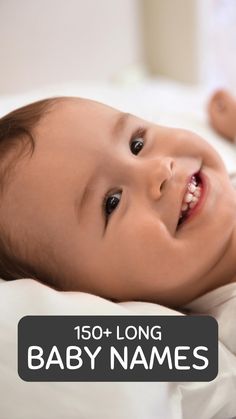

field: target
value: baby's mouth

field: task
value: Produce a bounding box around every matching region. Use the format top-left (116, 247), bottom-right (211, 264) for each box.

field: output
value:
top-left (177, 172), bottom-right (202, 229)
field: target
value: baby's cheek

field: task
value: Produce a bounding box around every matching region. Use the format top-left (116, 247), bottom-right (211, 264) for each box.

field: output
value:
top-left (201, 140), bottom-right (226, 172)
top-left (116, 222), bottom-right (175, 282)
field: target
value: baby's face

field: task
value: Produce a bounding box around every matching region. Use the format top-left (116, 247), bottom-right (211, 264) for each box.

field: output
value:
top-left (3, 98), bottom-right (236, 307)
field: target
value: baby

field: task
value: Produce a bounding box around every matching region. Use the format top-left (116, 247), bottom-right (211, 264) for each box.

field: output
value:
top-left (208, 89), bottom-right (236, 142)
top-left (1, 95), bottom-right (236, 310)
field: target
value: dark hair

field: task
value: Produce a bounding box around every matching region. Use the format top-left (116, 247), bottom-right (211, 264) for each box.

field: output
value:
top-left (0, 98), bottom-right (60, 283)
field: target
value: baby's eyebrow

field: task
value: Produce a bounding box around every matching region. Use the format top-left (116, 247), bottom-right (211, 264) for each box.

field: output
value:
top-left (75, 169), bottom-right (98, 221)
top-left (112, 112), bottom-right (131, 138)
top-left (76, 113), bottom-right (132, 220)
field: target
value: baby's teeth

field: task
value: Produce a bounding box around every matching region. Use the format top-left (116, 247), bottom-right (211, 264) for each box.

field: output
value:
top-left (181, 183), bottom-right (201, 214)
top-left (194, 187), bottom-right (201, 197)
top-left (184, 193), bottom-right (194, 203)
top-left (188, 183), bottom-right (196, 193)
top-left (189, 196), bottom-right (199, 208)
top-left (181, 203), bottom-right (188, 211)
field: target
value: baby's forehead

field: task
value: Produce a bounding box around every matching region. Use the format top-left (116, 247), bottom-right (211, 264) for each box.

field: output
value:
top-left (33, 97), bottom-right (127, 155)
top-left (56, 97), bottom-right (120, 119)
top-left (37, 97), bottom-right (123, 140)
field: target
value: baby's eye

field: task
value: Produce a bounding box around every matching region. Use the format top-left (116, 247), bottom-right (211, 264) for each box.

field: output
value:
top-left (103, 191), bottom-right (121, 220)
top-left (130, 129), bottom-right (145, 155)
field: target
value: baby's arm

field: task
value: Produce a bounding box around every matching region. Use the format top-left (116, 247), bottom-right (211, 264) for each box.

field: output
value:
top-left (207, 89), bottom-right (236, 143)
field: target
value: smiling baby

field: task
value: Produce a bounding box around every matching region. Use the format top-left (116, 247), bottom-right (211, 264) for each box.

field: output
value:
top-left (0, 96), bottom-right (236, 309)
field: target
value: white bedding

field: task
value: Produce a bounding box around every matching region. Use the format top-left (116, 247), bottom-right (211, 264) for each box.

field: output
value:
top-left (1, 78), bottom-right (236, 419)
top-left (1, 278), bottom-right (236, 419)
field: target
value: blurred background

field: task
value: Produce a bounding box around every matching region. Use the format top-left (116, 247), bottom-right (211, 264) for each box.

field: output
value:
top-left (2, 0), bottom-right (236, 176)
top-left (1, 0), bottom-right (236, 94)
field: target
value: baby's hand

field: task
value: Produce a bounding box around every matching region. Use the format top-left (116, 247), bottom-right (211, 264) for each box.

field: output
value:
top-left (207, 89), bottom-right (236, 143)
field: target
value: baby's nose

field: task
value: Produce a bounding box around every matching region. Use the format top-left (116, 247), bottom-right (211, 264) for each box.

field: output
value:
top-left (146, 157), bottom-right (173, 200)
